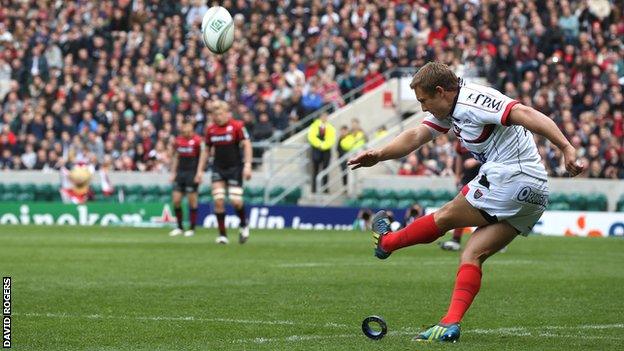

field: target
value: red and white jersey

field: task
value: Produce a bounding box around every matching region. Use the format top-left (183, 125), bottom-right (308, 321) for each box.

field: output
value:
top-left (205, 118), bottom-right (249, 169)
top-left (422, 81), bottom-right (548, 181)
top-left (174, 134), bottom-right (202, 172)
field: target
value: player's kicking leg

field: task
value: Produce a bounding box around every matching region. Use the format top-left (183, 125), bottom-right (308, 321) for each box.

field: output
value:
top-left (229, 185), bottom-right (249, 244)
top-left (373, 193), bottom-right (489, 259)
top-left (169, 188), bottom-right (185, 237)
top-left (414, 221), bottom-right (517, 342)
top-left (212, 181), bottom-right (229, 244)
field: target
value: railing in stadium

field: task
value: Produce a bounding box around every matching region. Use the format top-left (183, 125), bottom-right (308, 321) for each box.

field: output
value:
top-left (253, 67), bottom-right (419, 205)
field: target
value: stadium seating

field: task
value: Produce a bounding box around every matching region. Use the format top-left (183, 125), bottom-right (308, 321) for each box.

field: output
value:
top-left (617, 195), bottom-right (624, 212)
top-left (349, 188), bottom-right (610, 212)
top-left (4, 182), bottom-right (606, 211)
top-left (0, 183), bottom-right (302, 206)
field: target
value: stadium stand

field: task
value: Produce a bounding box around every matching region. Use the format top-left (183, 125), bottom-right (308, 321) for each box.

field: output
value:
top-left (0, 0), bottom-right (621, 180)
top-left (353, 187), bottom-right (609, 212)
top-left (0, 180), bottom-right (302, 206)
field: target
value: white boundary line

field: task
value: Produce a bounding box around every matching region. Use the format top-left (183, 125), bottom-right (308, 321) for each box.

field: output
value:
top-left (232, 324), bottom-right (624, 344)
top-left (15, 313), bottom-right (624, 344)
top-left (14, 312), bottom-right (349, 328)
top-left (273, 259), bottom-right (538, 268)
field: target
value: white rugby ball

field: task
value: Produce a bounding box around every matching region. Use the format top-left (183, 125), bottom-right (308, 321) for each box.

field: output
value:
top-left (201, 6), bottom-right (234, 54)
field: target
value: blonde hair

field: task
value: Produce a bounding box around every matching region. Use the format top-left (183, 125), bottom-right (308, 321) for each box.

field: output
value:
top-left (410, 62), bottom-right (459, 95)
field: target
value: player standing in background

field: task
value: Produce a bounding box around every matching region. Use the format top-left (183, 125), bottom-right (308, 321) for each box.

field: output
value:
top-left (439, 142), bottom-right (481, 251)
top-left (169, 118), bottom-right (206, 237)
top-left (205, 101), bottom-right (252, 244)
top-left (348, 62), bottom-right (584, 342)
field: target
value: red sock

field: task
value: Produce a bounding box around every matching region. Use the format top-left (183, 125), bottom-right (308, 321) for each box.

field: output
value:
top-left (380, 213), bottom-right (443, 252)
top-left (441, 264), bottom-right (482, 324)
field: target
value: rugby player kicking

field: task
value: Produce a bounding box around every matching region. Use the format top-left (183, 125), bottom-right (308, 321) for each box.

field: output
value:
top-left (348, 62), bottom-right (584, 342)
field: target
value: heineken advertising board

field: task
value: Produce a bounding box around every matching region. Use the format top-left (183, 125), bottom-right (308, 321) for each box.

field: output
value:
top-left (0, 203), bottom-right (177, 227)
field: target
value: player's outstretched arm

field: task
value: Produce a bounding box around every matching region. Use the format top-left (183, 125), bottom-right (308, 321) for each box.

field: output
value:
top-left (347, 124), bottom-right (433, 170)
top-left (242, 139), bottom-right (252, 180)
top-left (507, 104), bottom-right (585, 176)
top-left (195, 143), bottom-right (208, 183)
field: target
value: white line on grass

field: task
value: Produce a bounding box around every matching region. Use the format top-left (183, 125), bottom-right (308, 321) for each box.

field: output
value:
top-left (16, 312), bottom-right (624, 344)
top-left (274, 259), bottom-right (538, 268)
top-left (15, 312), bottom-right (349, 328)
top-left (233, 324), bottom-right (624, 344)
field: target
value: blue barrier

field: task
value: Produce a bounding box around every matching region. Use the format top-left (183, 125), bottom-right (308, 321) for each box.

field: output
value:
top-left (198, 204), bottom-right (410, 230)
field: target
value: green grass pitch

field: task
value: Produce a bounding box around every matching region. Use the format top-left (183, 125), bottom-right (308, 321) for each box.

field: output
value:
top-left (1, 225), bottom-right (623, 350)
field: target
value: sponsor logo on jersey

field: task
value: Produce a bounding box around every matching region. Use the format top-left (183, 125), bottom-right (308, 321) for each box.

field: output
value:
top-left (466, 93), bottom-right (503, 112)
top-left (177, 146), bottom-right (195, 154)
top-left (210, 134), bottom-right (234, 143)
top-left (516, 186), bottom-right (548, 207)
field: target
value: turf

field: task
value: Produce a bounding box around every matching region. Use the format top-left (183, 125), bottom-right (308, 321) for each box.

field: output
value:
top-left (1, 225), bottom-right (623, 350)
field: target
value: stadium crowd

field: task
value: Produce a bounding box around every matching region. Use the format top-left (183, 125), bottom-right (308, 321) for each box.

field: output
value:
top-left (0, 0), bottom-right (622, 179)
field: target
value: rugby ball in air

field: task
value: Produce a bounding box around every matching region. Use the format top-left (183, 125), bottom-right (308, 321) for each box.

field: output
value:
top-left (201, 6), bottom-right (235, 54)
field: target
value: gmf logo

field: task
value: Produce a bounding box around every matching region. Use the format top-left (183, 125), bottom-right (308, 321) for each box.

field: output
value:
top-left (564, 215), bottom-right (603, 237)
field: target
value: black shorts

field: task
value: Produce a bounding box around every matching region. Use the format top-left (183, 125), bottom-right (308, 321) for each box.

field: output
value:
top-left (174, 171), bottom-right (199, 193)
top-left (211, 166), bottom-right (243, 187)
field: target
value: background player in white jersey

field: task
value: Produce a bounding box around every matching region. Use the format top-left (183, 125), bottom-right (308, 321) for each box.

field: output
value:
top-left (348, 62), bottom-right (584, 343)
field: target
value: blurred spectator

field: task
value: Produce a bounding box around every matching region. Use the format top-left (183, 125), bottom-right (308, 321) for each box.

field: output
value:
top-left (353, 208), bottom-right (372, 231)
top-left (252, 113), bottom-right (274, 141)
top-left (399, 152), bottom-right (433, 176)
top-left (307, 112), bottom-right (335, 193)
top-left (374, 125), bottom-right (388, 140)
top-left (337, 125), bottom-right (350, 186)
top-left (404, 203), bottom-right (424, 227)
top-left (340, 118), bottom-right (366, 153)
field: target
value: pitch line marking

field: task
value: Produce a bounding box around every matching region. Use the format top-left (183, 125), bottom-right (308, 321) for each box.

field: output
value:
top-left (273, 259), bottom-right (537, 268)
top-left (15, 313), bottom-right (624, 343)
top-left (15, 312), bottom-right (350, 328)
top-left (233, 324), bottom-right (624, 344)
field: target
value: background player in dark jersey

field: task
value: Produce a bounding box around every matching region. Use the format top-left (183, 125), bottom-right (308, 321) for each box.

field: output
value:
top-left (440, 142), bottom-right (481, 251)
top-left (169, 118), bottom-right (207, 237)
top-left (205, 101), bottom-right (252, 244)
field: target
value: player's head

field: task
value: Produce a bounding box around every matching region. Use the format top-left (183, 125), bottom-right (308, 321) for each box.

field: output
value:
top-left (213, 101), bottom-right (230, 126)
top-left (181, 117), bottom-right (194, 136)
top-left (410, 62), bottom-right (460, 118)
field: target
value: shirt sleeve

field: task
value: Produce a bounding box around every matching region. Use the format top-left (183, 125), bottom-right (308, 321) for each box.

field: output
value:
top-left (422, 114), bottom-right (451, 138)
top-left (237, 122), bottom-right (250, 141)
top-left (195, 135), bottom-right (204, 152)
top-left (204, 129), bottom-right (212, 147)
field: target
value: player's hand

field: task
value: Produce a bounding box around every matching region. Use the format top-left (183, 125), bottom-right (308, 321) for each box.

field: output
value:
top-left (563, 145), bottom-right (585, 177)
top-left (194, 172), bottom-right (203, 184)
top-left (170, 173), bottom-right (176, 183)
top-left (347, 149), bottom-right (381, 170)
top-left (243, 164), bottom-right (252, 180)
